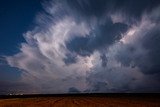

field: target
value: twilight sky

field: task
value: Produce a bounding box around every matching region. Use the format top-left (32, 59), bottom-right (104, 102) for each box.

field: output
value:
top-left (0, 0), bottom-right (160, 94)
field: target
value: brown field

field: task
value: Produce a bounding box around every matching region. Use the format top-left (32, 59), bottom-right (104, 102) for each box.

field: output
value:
top-left (0, 96), bottom-right (160, 107)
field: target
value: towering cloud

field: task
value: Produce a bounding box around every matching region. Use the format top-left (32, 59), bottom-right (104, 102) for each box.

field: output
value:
top-left (5, 0), bottom-right (160, 93)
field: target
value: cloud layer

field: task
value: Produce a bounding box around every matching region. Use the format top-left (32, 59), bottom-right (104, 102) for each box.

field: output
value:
top-left (5, 0), bottom-right (160, 93)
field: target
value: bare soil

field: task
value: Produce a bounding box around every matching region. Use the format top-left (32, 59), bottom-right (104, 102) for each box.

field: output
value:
top-left (0, 96), bottom-right (159, 107)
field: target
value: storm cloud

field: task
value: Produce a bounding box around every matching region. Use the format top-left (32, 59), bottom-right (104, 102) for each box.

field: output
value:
top-left (66, 19), bottom-right (128, 58)
top-left (4, 0), bottom-right (160, 93)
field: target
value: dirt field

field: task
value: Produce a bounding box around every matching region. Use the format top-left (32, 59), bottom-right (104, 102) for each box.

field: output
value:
top-left (0, 96), bottom-right (160, 107)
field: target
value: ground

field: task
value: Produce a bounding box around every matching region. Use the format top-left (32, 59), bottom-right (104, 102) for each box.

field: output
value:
top-left (0, 95), bottom-right (160, 107)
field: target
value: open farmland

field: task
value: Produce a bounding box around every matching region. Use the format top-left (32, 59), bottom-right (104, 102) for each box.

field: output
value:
top-left (0, 94), bottom-right (160, 107)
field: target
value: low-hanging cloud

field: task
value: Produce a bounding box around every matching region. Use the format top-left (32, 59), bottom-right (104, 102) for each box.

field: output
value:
top-left (5, 0), bottom-right (160, 93)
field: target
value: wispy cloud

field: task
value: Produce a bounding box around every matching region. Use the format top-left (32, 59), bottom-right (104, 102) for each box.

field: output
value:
top-left (5, 0), bottom-right (160, 93)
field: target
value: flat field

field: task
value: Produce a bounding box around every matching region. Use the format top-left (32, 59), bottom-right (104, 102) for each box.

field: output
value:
top-left (0, 94), bottom-right (159, 107)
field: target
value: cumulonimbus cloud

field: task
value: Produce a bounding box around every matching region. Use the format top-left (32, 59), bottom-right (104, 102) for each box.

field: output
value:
top-left (5, 0), bottom-right (160, 93)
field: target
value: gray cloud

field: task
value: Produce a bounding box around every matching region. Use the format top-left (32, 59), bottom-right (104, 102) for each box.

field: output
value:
top-left (68, 87), bottom-right (80, 93)
top-left (4, 0), bottom-right (160, 93)
top-left (66, 19), bottom-right (128, 58)
top-left (64, 0), bottom-right (160, 24)
top-left (0, 81), bottom-right (37, 95)
top-left (100, 54), bottom-right (108, 67)
top-left (86, 6), bottom-right (160, 92)
top-left (115, 7), bottom-right (160, 74)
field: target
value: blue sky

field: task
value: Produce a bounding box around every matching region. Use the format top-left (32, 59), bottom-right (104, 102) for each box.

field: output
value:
top-left (0, 0), bottom-right (160, 94)
top-left (0, 0), bottom-right (42, 55)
